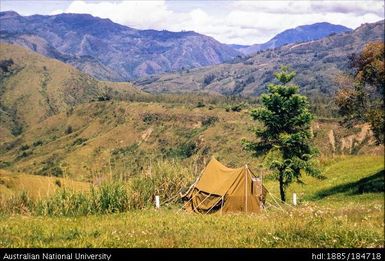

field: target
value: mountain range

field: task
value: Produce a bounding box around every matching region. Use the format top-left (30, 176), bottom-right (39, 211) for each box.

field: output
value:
top-left (135, 20), bottom-right (384, 96)
top-left (0, 11), bottom-right (239, 81)
top-left (1, 11), bottom-right (357, 82)
top-left (237, 22), bottom-right (352, 55)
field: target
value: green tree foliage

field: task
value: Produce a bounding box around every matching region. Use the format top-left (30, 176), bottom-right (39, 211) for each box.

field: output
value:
top-left (243, 66), bottom-right (321, 202)
top-left (336, 41), bottom-right (384, 144)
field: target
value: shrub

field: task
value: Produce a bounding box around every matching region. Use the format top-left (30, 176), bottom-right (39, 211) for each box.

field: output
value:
top-left (32, 140), bottom-right (44, 147)
top-left (72, 138), bottom-right (88, 146)
top-left (55, 179), bottom-right (62, 187)
top-left (0, 161), bottom-right (11, 168)
top-left (11, 126), bottom-right (23, 136)
top-left (65, 126), bottom-right (73, 135)
top-left (0, 59), bottom-right (14, 73)
top-left (37, 157), bottom-right (64, 177)
top-left (202, 116), bottom-right (218, 126)
top-left (20, 144), bottom-right (30, 151)
top-left (203, 74), bottom-right (215, 86)
top-left (245, 75), bottom-right (255, 85)
top-left (196, 101), bottom-right (205, 108)
top-left (17, 150), bottom-right (32, 159)
top-left (165, 142), bottom-right (197, 159)
top-left (142, 113), bottom-right (160, 124)
top-left (97, 95), bottom-right (111, 101)
top-left (228, 104), bottom-right (243, 112)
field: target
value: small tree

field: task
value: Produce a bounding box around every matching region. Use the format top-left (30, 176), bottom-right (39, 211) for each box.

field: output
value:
top-left (243, 66), bottom-right (320, 202)
top-left (336, 41), bottom-right (384, 144)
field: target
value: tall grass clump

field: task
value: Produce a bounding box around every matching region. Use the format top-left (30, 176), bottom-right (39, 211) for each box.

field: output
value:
top-left (0, 191), bottom-right (34, 215)
top-left (35, 189), bottom-right (91, 216)
top-left (0, 159), bottom-right (196, 216)
top-left (128, 159), bottom-right (195, 209)
top-left (96, 182), bottom-right (130, 213)
top-left (0, 183), bottom-right (131, 216)
top-left (36, 182), bottom-right (131, 216)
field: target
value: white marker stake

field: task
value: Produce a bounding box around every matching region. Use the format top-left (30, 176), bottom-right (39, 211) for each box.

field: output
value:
top-left (292, 193), bottom-right (297, 206)
top-left (155, 195), bottom-right (160, 209)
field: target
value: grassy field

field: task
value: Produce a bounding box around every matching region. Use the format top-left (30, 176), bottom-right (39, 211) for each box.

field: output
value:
top-left (0, 155), bottom-right (383, 248)
top-left (0, 205), bottom-right (383, 248)
top-left (0, 170), bottom-right (89, 199)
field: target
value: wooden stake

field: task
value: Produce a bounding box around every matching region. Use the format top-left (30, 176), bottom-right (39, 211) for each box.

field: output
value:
top-left (292, 193), bottom-right (297, 206)
top-left (155, 195), bottom-right (160, 209)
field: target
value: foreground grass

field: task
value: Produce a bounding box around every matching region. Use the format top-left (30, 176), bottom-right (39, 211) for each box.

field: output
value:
top-left (0, 202), bottom-right (383, 248)
top-left (0, 155), bottom-right (383, 248)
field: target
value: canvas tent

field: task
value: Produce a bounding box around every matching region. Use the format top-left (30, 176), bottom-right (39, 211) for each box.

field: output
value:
top-left (182, 157), bottom-right (267, 214)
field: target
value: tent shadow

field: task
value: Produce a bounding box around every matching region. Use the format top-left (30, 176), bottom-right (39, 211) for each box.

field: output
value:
top-left (311, 169), bottom-right (384, 199)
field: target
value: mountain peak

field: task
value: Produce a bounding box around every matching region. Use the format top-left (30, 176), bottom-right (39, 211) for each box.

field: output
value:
top-left (0, 11), bottom-right (21, 18)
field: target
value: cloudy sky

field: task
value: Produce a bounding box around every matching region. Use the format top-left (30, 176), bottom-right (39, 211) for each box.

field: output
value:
top-left (1, 0), bottom-right (384, 45)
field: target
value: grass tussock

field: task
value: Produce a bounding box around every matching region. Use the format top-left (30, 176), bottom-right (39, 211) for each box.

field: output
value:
top-left (0, 159), bottom-right (194, 216)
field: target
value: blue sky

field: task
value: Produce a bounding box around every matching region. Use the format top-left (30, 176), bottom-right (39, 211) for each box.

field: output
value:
top-left (1, 0), bottom-right (384, 45)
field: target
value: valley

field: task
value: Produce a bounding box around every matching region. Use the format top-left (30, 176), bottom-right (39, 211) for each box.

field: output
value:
top-left (0, 8), bottom-right (383, 249)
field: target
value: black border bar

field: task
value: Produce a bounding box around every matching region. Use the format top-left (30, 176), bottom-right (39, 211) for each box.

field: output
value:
top-left (0, 248), bottom-right (384, 261)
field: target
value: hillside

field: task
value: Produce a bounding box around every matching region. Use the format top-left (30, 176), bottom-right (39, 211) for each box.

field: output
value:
top-left (0, 99), bottom-right (382, 182)
top-left (239, 22), bottom-right (352, 55)
top-left (0, 169), bottom-right (89, 199)
top-left (136, 20), bottom-right (384, 96)
top-left (0, 11), bottom-right (240, 81)
top-left (0, 43), bottom-right (144, 142)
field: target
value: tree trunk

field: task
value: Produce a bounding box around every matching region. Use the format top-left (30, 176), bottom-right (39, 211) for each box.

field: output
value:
top-left (279, 172), bottom-right (286, 202)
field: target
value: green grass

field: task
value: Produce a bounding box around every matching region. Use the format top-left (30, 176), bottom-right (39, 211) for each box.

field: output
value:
top-left (263, 156), bottom-right (384, 205)
top-left (0, 205), bottom-right (383, 248)
top-left (0, 155), bottom-right (383, 248)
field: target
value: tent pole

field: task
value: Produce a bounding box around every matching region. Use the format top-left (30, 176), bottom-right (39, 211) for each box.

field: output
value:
top-left (245, 167), bottom-right (248, 213)
top-left (205, 197), bottom-right (223, 214)
top-left (192, 192), bottom-right (212, 213)
top-left (220, 195), bottom-right (224, 215)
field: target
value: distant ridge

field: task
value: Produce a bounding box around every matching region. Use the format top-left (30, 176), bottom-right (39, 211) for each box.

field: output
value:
top-left (136, 20), bottom-right (384, 96)
top-left (239, 22), bottom-right (352, 55)
top-left (0, 11), bottom-right (240, 81)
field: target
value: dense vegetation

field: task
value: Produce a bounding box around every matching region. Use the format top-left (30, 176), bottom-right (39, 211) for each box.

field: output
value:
top-left (336, 41), bottom-right (384, 144)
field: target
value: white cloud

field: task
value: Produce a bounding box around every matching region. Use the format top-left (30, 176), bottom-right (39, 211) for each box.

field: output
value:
top-left (233, 0), bottom-right (383, 16)
top-left (45, 0), bottom-right (385, 45)
top-left (60, 0), bottom-right (175, 30)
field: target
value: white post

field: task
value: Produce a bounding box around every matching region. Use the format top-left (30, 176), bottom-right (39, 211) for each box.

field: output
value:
top-left (155, 195), bottom-right (160, 209)
top-left (292, 193), bottom-right (297, 206)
